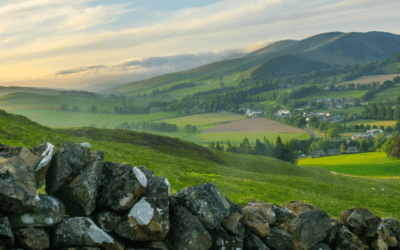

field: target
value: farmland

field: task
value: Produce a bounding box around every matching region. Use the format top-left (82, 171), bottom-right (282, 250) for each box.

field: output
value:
top-left (335, 73), bottom-right (400, 87)
top-left (298, 152), bottom-right (400, 178)
top-left (344, 119), bottom-right (397, 128)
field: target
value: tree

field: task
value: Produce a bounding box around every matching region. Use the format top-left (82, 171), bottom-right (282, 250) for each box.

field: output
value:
top-left (353, 98), bottom-right (361, 107)
top-left (184, 124), bottom-right (192, 133)
top-left (365, 125), bottom-right (371, 130)
top-left (190, 125), bottom-right (198, 133)
top-left (90, 105), bottom-right (97, 113)
top-left (216, 141), bottom-right (222, 151)
top-left (327, 127), bottom-right (340, 139)
top-left (359, 124), bottom-right (365, 131)
top-left (385, 126), bottom-right (393, 133)
top-left (359, 138), bottom-right (371, 152)
top-left (387, 105), bottom-right (394, 120)
top-left (354, 124), bottom-right (360, 132)
top-left (239, 137), bottom-right (251, 154)
top-left (72, 106), bottom-right (79, 112)
top-left (60, 104), bottom-right (68, 111)
top-left (372, 125), bottom-right (378, 129)
top-left (380, 125), bottom-right (385, 131)
top-left (382, 135), bottom-right (400, 157)
top-left (373, 132), bottom-right (386, 150)
top-left (339, 143), bottom-right (346, 153)
top-left (255, 138), bottom-right (266, 155)
top-left (308, 116), bottom-right (320, 129)
top-left (396, 96), bottom-right (400, 105)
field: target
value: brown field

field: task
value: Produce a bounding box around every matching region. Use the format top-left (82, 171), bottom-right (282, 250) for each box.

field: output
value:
top-left (202, 117), bottom-right (305, 133)
top-left (335, 74), bottom-right (400, 87)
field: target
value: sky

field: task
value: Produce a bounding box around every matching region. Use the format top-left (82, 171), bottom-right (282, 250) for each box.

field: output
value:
top-left (1, 0), bottom-right (400, 89)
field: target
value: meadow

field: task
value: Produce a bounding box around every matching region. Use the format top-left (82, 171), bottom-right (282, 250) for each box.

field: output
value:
top-left (344, 119), bottom-right (397, 128)
top-left (370, 82), bottom-right (400, 103)
top-left (2, 108), bottom-right (400, 221)
top-left (298, 152), bottom-right (400, 178)
top-left (298, 90), bottom-right (368, 100)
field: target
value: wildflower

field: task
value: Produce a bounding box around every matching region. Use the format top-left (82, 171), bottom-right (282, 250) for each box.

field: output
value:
top-left (382, 188), bottom-right (384, 191)
top-left (372, 188), bottom-right (375, 190)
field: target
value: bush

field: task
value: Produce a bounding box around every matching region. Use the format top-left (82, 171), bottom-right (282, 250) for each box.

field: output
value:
top-left (60, 104), bottom-right (68, 111)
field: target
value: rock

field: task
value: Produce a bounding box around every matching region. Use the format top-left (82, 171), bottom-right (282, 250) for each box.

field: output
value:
top-left (15, 227), bottom-right (49, 250)
top-left (52, 217), bottom-right (120, 250)
top-left (0, 145), bottom-right (40, 213)
top-left (144, 241), bottom-right (169, 250)
top-left (242, 200), bottom-right (276, 238)
top-left (97, 211), bottom-right (121, 233)
top-left (175, 182), bottom-right (231, 231)
top-left (209, 224), bottom-right (244, 250)
top-left (45, 142), bottom-right (91, 195)
top-left (308, 243), bottom-right (331, 250)
top-left (7, 195), bottom-right (65, 228)
top-left (323, 216), bottom-right (345, 247)
top-left (55, 151), bottom-right (104, 216)
top-left (0, 217), bottom-right (14, 248)
top-left (163, 196), bottom-right (212, 250)
top-left (114, 167), bottom-right (170, 241)
top-left (97, 162), bottom-right (148, 212)
top-left (340, 208), bottom-right (382, 240)
top-left (244, 229), bottom-right (270, 250)
top-left (30, 142), bottom-right (55, 189)
top-left (270, 203), bottom-right (297, 233)
top-left (222, 201), bottom-right (245, 236)
top-left (284, 200), bottom-right (320, 216)
top-left (261, 226), bottom-right (294, 250)
top-left (62, 248), bottom-right (102, 250)
top-left (382, 218), bottom-right (400, 242)
top-left (335, 225), bottom-right (368, 250)
top-left (291, 209), bottom-right (331, 250)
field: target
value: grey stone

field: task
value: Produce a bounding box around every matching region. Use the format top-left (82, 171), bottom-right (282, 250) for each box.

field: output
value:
top-left (97, 211), bottom-right (121, 233)
top-left (30, 142), bottom-right (55, 189)
top-left (0, 217), bottom-right (14, 248)
top-left (261, 227), bottom-right (294, 250)
top-left (7, 195), bottom-right (65, 228)
top-left (15, 227), bottom-right (49, 250)
top-left (244, 229), bottom-right (270, 250)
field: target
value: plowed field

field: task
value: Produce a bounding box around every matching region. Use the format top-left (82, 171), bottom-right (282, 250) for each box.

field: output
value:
top-left (202, 117), bottom-right (305, 133)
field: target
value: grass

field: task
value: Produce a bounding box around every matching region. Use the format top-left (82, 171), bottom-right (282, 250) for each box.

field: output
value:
top-left (298, 90), bottom-right (368, 101)
top-left (370, 82), bottom-right (400, 103)
top-left (2, 108), bottom-right (400, 221)
top-left (344, 119), bottom-right (397, 128)
top-left (298, 152), bottom-right (400, 178)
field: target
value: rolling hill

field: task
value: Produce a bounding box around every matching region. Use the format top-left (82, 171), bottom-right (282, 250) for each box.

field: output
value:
top-left (250, 54), bottom-right (333, 78)
top-left (1, 108), bottom-right (400, 221)
top-left (108, 31), bottom-right (400, 95)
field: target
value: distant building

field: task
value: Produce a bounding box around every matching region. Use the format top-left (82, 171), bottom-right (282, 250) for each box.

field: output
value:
top-left (312, 150), bottom-right (326, 158)
top-left (346, 146), bottom-right (359, 154)
top-left (327, 149), bottom-right (340, 156)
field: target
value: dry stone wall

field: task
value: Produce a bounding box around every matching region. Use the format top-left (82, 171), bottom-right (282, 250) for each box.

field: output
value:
top-left (1, 141), bottom-right (400, 250)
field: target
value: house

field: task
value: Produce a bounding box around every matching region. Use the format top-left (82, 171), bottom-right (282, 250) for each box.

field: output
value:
top-left (351, 133), bottom-right (364, 140)
top-left (327, 149), bottom-right (340, 155)
top-left (365, 129), bottom-right (384, 138)
top-left (346, 146), bottom-right (359, 154)
top-left (276, 109), bottom-right (291, 117)
top-left (386, 133), bottom-right (393, 139)
top-left (312, 150), bottom-right (326, 158)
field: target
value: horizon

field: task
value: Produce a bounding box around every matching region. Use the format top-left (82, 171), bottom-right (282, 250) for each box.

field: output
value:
top-left (1, 0), bottom-right (399, 89)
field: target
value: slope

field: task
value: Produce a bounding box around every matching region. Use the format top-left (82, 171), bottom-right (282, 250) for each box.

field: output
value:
top-left (1, 109), bottom-right (400, 221)
top-left (250, 54), bottom-right (332, 78)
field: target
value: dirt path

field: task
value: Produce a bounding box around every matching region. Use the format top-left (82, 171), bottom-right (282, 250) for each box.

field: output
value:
top-left (302, 127), bottom-right (321, 138)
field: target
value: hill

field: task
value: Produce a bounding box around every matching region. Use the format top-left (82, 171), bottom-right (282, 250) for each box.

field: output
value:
top-left (0, 86), bottom-right (60, 97)
top-left (1, 108), bottom-right (400, 221)
top-left (250, 54), bottom-right (332, 78)
top-left (109, 31), bottom-right (400, 95)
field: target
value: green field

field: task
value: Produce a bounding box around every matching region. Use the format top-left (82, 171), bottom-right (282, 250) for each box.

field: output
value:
top-left (370, 82), bottom-right (400, 103)
top-left (2, 108), bottom-right (400, 221)
top-left (382, 62), bottom-right (400, 74)
top-left (299, 90), bottom-right (368, 101)
top-left (298, 152), bottom-right (400, 178)
top-left (344, 119), bottom-right (397, 128)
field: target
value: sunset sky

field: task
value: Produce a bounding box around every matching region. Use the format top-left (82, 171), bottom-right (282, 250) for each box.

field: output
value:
top-left (1, 0), bottom-right (399, 88)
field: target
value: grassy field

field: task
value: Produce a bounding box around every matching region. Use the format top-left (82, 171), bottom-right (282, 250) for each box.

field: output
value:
top-left (370, 82), bottom-right (400, 103)
top-left (0, 106), bottom-right (180, 129)
top-left (344, 119), bottom-right (397, 128)
top-left (298, 152), bottom-right (400, 178)
top-left (299, 90), bottom-right (368, 101)
top-left (381, 62), bottom-right (400, 74)
top-left (2, 108), bottom-right (400, 221)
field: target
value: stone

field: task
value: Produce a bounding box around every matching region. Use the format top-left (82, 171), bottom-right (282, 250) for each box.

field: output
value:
top-left (15, 227), bottom-right (49, 250)
top-left (163, 196), bottom-right (212, 250)
top-left (335, 225), bottom-right (368, 250)
top-left (30, 142), bottom-right (55, 189)
top-left (382, 218), bottom-right (400, 242)
top-left (209, 224), bottom-right (244, 250)
top-left (0, 145), bottom-right (40, 213)
top-left (243, 200), bottom-right (276, 238)
top-left (62, 248), bottom-right (102, 250)
top-left (323, 216), bottom-right (344, 247)
top-left (7, 195), bottom-right (65, 228)
top-left (290, 209), bottom-right (331, 250)
top-left (52, 217), bottom-right (121, 250)
top-left (175, 182), bottom-right (231, 231)
top-left (45, 142), bottom-right (91, 195)
top-left (270, 203), bottom-right (297, 233)
top-left (340, 208), bottom-right (383, 239)
top-left (261, 226), bottom-right (294, 250)
top-left (144, 241), bottom-right (169, 250)
top-left (97, 162), bottom-right (148, 212)
top-left (55, 151), bottom-right (104, 216)
top-left (0, 217), bottom-right (14, 248)
top-left (244, 229), bottom-right (270, 250)
top-left (222, 200), bottom-right (245, 235)
top-left (284, 200), bottom-right (321, 216)
top-left (97, 211), bottom-right (121, 233)
top-left (114, 167), bottom-right (170, 241)
top-left (308, 243), bottom-right (331, 250)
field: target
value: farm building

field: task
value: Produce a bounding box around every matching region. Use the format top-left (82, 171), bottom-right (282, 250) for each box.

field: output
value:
top-left (346, 146), bottom-right (359, 154)
top-left (327, 149), bottom-right (340, 155)
top-left (312, 150), bottom-right (326, 158)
